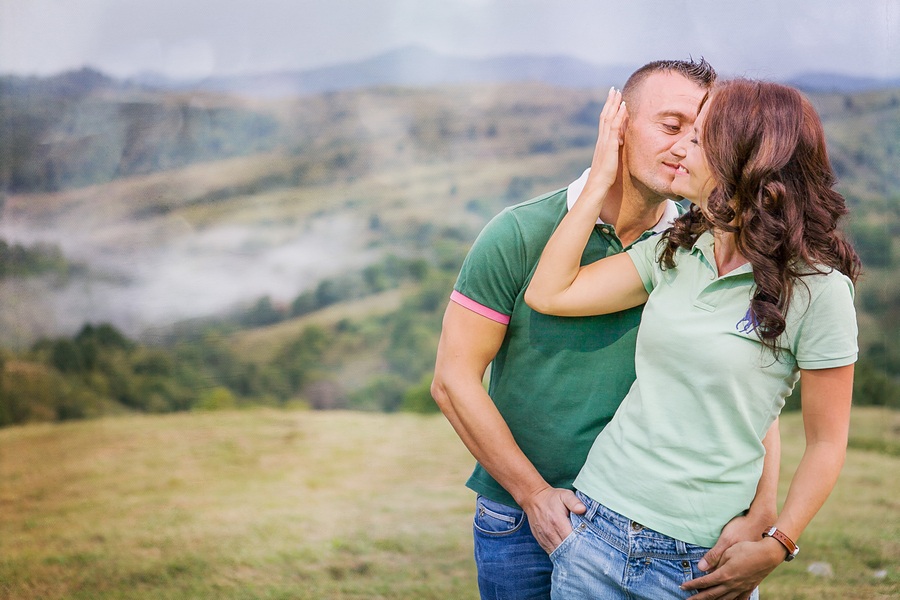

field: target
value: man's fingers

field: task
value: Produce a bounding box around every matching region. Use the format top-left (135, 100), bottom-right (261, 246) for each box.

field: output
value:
top-left (529, 522), bottom-right (562, 554)
top-left (524, 487), bottom-right (578, 555)
top-left (560, 489), bottom-right (586, 515)
top-left (534, 520), bottom-right (571, 555)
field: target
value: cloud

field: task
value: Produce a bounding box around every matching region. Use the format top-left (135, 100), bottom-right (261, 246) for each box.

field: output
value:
top-left (0, 1), bottom-right (898, 79)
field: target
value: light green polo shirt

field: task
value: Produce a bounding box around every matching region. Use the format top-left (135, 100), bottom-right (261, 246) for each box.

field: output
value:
top-left (574, 231), bottom-right (858, 547)
top-left (453, 181), bottom-right (681, 509)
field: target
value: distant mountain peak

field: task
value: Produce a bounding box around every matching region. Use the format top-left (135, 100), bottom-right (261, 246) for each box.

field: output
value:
top-left (0, 66), bottom-right (122, 98)
top-left (786, 71), bottom-right (900, 92)
top-left (6, 48), bottom-right (900, 97)
top-left (376, 44), bottom-right (439, 60)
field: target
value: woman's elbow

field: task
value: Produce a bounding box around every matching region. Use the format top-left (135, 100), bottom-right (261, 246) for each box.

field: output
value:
top-left (524, 287), bottom-right (551, 314)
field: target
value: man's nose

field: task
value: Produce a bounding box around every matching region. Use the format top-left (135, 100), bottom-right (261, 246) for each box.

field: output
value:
top-left (670, 141), bottom-right (687, 158)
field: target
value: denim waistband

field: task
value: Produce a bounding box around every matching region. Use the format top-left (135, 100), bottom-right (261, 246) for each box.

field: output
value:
top-left (575, 490), bottom-right (710, 559)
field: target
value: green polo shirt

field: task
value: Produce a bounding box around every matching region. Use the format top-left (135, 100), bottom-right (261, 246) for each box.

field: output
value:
top-left (574, 231), bottom-right (858, 547)
top-left (452, 181), bottom-right (681, 509)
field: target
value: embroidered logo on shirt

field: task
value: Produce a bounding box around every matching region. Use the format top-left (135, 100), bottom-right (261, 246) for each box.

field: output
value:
top-left (736, 308), bottom-right (758, 334)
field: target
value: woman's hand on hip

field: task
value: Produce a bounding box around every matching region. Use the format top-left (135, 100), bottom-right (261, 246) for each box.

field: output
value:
top-left (681, 539), bottom-right (786, 599)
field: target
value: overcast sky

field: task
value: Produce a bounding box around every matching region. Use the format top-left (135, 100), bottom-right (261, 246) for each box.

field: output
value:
top-left (1, 0), bottom-right (898, 80)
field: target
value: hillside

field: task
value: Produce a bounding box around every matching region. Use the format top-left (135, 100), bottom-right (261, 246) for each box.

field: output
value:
top-left (0, 79), bottom-right (898, 422)
top-left (0, 82), bottom-right (605, 345)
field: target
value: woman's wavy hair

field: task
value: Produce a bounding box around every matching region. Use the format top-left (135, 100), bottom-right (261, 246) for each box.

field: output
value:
top-left (660, 79), bottom-right (861, 354)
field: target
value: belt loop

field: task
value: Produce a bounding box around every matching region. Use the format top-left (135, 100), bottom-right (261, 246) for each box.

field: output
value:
top-left (577, 490), bottom-right (600, 521)
top-left (676, 539), bottom-right (687, 554)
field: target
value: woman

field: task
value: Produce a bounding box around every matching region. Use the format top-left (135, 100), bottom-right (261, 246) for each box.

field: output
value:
top-left (525, 80), bottom-right (860, 599)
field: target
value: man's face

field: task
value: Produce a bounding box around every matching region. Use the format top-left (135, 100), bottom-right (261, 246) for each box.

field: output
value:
top-left (621, 72), bottom-right (708, 202)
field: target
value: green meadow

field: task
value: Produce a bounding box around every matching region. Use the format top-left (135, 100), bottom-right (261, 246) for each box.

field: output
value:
top-left (1, 407), bottom-right (897, 599)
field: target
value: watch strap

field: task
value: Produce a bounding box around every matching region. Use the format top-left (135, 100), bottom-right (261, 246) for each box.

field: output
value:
top-left (762, 526), bottom-right (800, 562)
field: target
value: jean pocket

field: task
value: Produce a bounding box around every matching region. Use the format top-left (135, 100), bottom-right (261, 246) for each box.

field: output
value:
top-left (473, 495), bottom-right (526, 536)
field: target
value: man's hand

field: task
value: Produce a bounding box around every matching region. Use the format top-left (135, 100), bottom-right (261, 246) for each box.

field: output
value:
top-left (519, 487), bottom-right (587, 554)
top-left (682, 539), bottom-right (785, 600)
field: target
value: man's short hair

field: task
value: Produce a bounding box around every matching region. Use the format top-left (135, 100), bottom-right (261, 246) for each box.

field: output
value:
top-left (622, 58), bottom-right (717, 104)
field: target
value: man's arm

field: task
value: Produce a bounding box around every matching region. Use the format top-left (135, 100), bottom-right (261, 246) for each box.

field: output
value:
top-left (431, 301), bottom-right (584, 553)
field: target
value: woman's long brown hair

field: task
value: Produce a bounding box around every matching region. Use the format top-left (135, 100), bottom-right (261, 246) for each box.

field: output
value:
top-left (660, 79), bottom-right (861, 355)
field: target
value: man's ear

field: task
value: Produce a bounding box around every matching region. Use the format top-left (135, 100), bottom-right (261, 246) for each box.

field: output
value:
top-left (618, 113), bottom-right (629, 145)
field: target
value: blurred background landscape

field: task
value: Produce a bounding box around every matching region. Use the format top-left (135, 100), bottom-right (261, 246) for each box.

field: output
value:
top-left (1, 45), bottom-right (898, 422)
top-left (0, 1), bottom-right (898, 597)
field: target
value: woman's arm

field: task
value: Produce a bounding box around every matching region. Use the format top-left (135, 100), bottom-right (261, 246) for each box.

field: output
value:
top-left (524, 88), bottom-right (648, 317)
top-left (683, 365), bottom-right (854, 600)
top-left (770, 364), bottom-right (853, 543)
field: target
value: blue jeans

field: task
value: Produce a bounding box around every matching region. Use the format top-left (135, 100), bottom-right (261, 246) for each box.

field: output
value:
top-left (473, 495), bottom-right (552, 600)
top-left (551, 491), bottom-right (760, 599)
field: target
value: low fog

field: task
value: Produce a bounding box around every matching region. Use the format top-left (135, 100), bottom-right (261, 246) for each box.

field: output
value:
top-left (0, 209), bottom-right (372, 346)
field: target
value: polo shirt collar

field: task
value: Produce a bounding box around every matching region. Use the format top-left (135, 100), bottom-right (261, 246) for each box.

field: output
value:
top-left (691, 230), bottom-right (717, 256)
top-left (691, 230), bottom-right (754, 279)
top-left (566, 167), bottom-right (680, 233)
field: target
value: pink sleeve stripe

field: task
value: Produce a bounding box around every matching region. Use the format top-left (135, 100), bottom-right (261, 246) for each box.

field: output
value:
top-left (450, 290), bottom-right (511, 325)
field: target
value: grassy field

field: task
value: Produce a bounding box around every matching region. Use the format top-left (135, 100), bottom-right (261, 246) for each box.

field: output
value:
top-left (0, 407), bottom-right (897, 599)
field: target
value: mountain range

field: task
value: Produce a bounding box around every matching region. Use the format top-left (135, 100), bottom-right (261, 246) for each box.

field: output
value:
top-left (6, 46), bottom-right (897, 98)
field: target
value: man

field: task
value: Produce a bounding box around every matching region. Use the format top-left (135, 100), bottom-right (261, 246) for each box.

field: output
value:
top-left (431, 59), bottom-right (780, 600)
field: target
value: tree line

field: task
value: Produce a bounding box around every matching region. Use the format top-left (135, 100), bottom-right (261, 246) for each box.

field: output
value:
top-left (0, 250), bottom-right (458, 427)
top-left (2, 223), bottom-right (898, 428)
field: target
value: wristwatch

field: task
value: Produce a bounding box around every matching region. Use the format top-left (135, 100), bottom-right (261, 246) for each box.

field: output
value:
top-left (762, 526), bottom-right (800, 562)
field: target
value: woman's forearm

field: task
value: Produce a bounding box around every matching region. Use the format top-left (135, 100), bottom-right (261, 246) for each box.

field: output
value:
top-left (525, 187), bottom-right (608, 312)
top-left (771, 365), bottom-right (853, 551)
top-left (772, 439), bottom-right (846, 544)
top-left (525, 89), bottom-right (650, 316)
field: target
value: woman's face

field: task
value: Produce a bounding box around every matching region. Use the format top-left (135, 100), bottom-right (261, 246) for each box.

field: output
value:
top-left (670, 102), bottom-right (716, 208)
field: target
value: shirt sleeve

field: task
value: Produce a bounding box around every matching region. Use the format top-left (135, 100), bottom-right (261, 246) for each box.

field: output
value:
top-left (792, 271), bottom-right (858, 370)
top-left (452, 209), bottom-right (527, 325)
top-left (625, 235), bottom-right (666, 295)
